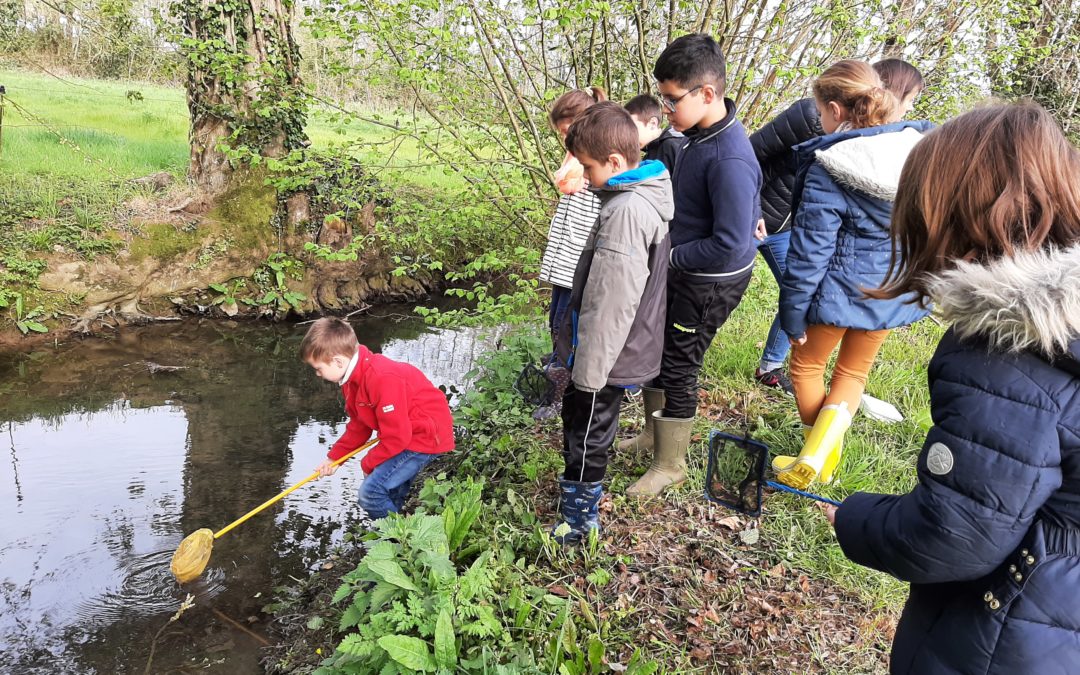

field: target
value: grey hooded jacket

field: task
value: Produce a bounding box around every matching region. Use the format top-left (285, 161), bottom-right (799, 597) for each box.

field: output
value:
top-left (556, 160), bottom-right (673, 392)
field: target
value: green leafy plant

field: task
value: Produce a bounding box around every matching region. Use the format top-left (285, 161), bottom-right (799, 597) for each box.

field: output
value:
top-left (1, 292), bottom-right (48, 334)
top-left (207, 278), bottom-right (246, 315)
top-left (247, 252), bottom-right (307, 315)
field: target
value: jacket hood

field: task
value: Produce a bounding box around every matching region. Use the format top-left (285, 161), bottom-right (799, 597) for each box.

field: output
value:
top-left (814, 126), bottom-right (924, 201)
top-left (926, 244), bottom-right (1080, 359)
top-left (794, 120), bottom-right (932, 201)
top-left (599, 160), bottom-right (675, 222)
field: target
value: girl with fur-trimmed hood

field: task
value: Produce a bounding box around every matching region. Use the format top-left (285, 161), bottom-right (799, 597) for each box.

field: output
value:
top-left (827, 103), bottom-right (1080, 673)
top-left (774, 60), bottom-right (932, 488)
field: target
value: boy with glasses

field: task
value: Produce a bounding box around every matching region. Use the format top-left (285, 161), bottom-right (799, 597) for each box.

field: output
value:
top-left (621, 33), bottom-right (762, 497)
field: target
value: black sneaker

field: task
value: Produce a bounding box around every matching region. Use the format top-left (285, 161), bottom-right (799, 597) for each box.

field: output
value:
top-left (754, 368), bottom-right (795, 396)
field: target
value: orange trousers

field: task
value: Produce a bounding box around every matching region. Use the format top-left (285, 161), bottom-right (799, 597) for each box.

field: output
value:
top-left (789, 325), bottom-right (891, 425)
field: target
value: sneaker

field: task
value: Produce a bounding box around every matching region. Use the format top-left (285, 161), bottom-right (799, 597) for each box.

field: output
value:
top-left (754, 367), bottom-right (795, 396)
top-left (532, 403), bottom-right (561, 421)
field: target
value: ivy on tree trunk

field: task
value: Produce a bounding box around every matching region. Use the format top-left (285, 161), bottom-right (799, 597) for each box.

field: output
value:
top-left (174, 0), bottom-right (308, 193)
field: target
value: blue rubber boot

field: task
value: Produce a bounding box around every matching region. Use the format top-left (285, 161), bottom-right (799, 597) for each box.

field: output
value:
top-left (550, 479), bottom-right (603, 545)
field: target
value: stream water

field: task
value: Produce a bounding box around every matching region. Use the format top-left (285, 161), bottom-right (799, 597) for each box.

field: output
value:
top-left (0, 311), bottom-right (496, 673)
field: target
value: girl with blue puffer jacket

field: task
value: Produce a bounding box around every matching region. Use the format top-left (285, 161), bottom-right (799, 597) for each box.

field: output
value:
top-left (828, 102), bottom-right (1080, 675)
top-left (774, 60), bottom-right (931, 489)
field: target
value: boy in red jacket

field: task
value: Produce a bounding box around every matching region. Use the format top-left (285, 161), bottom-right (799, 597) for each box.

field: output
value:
top-left (301, 318), bottom-right (454, 520)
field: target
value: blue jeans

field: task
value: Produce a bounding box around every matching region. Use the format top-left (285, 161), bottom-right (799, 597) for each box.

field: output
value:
top-left (357, 450), bottom-right (436, 521)
top-left (757, 230), bottom-right (791, 372)
top-left (549, 285), bottom-right (573, 347)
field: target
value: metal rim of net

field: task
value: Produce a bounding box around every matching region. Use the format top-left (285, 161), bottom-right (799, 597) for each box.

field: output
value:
top-left (513, 362), bottom-right (555, 407)
top-left (704, 431), bottom-right (770, 517)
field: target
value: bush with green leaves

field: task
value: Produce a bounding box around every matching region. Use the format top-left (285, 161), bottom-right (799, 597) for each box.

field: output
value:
top-left (453, 329), bottom-right (550, 441)
top-left (315, 474), bottom-right (658, 675)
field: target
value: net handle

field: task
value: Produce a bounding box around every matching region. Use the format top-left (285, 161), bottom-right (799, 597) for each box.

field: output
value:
top-left (213, 438), bottom-right (379, 539)
top-left (764, 480), bottom-right (843, 507)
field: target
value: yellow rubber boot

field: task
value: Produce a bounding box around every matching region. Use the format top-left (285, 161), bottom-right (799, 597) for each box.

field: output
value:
top-left (772, 425), bottom-right (845, 485)
top-left (616, 387), bottom-right (665, 453)
top-left (771, 425), bottom-right (811, 475)
top-left (819, 434), bottom-right (845, 484)
top-left (775, 403), bottom-right (852, 490)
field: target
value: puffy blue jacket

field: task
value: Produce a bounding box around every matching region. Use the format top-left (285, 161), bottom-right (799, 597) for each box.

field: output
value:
top-left (779, 121), bottom-right (932, 338)
top-left (835, 244), bottom-right (1080, 674)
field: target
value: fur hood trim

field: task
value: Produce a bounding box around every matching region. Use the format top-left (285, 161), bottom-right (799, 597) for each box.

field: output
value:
top-left (926, 244), bottom-right (1080, 355)
top-left (815, 127), bottom-right (924, 201)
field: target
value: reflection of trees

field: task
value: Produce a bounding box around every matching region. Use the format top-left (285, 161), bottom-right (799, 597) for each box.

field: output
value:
top-left (0, 312), bottom-right (490, 672)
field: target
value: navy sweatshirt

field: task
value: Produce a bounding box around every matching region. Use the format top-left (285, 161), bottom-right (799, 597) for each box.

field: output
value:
top-left (668, 98), bottom-right (761, 277)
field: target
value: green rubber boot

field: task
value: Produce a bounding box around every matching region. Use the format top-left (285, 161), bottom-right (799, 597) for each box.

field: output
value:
top-left (625, 413), bottom-right (693, 497)
top-left (616, 387), bottom-right (665, 453)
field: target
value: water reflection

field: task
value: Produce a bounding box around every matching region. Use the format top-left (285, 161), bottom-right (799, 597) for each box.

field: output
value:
top-left (0, 312), bottom-right (496, 673)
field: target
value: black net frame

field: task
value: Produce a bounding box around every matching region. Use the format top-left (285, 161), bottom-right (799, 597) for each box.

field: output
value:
top-left (513, 362), bottom-right (555, 406)
top-left (705, 430), bottom-right (769, 516)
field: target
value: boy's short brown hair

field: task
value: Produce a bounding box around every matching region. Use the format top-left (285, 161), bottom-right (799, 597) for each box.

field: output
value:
top-left (625, 94), bottom-right (663, 124)
top-left (564, 102), bottom-right (641, 165)
top-left (300, 317), bottom-right (359, 362)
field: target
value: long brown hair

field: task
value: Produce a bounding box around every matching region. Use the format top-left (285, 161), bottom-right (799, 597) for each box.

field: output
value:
top-left (813, 60), bottom-right (897, 129)
top-left (870, 102), bottom-right (1080, 304)
top-left (873, 58), bottom-right (924, 101)
top-left (549, 87), bottom-right (607, 127)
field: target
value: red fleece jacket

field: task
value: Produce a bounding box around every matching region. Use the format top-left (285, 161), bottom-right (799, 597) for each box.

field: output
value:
top-left (329, 345), bottom-right (454, 474)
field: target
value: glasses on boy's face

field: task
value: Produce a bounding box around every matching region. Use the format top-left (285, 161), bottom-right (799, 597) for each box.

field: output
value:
top-left (658, 85), bottom-right (703, 113)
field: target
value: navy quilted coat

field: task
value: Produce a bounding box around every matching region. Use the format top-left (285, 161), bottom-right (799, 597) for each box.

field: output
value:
top-left (779, 121), bottom-right (933, 339)
top-left (835, 245), bottom-right (1080, 674)
top-left (749, 97), bottom-right (822, 235)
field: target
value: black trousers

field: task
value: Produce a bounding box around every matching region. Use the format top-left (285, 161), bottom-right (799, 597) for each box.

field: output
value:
top-left (652, 268), bottom-right (754, 418)
top-left (561, 383), bottom-right (623, 483)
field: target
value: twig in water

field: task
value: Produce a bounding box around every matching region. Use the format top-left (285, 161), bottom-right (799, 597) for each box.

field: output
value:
top-left (144, 593), bottom-right (196, 675)
top-left (212, 608), bottom-right (271, 646)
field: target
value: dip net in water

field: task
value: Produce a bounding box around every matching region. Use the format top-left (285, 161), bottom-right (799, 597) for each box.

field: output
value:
top-left (170, 528), bottom-right (215, 584)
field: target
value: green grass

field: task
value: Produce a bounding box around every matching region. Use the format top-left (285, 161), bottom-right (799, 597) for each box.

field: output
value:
top-left (625, 262), bottom-right (945, 610)
top-left (0, 70), bottom-right (189, 178)
top-left (0, 68), bottom-right (468, 317)
top-left (0, 68), bottom-right (464, 185)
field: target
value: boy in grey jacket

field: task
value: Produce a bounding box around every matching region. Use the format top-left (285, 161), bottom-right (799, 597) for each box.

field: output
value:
top-left (551, 102), bottom-right (673, 544)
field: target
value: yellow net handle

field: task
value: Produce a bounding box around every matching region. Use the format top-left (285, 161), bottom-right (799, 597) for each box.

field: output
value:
top-left (213, 438), bottom-right (379, 540)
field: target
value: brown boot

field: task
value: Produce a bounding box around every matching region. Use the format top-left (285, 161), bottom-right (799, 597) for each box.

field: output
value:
top-left (616, 387), bottom-right (665, 453)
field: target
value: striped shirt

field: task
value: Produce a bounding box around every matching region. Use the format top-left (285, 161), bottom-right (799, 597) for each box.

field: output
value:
top-left (539, 190), bottom-right (602, 288)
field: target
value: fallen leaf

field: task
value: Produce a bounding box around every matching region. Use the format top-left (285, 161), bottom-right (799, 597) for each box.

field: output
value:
top-left (718, 516), bottom-right (742, 530)
top-left (739, 527), bottom-right (760, 545)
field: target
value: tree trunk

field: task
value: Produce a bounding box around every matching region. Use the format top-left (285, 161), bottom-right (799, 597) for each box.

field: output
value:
top-left (177, 0), bottom-right (307, 195)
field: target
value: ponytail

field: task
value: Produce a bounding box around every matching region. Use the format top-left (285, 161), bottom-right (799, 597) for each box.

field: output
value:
top-left (813, 60), bottom-right (898, 129)
top-left (549, 86), bottom-right (608, 127)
